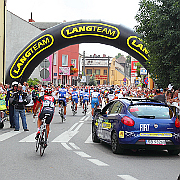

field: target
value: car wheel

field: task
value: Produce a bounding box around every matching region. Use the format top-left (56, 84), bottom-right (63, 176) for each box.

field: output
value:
top-left (168, 149), bottom-right (180, 155)
top-left (111, 131), bottom-right (124, 154)
top-left (92, 124), bottom-right (100, 143)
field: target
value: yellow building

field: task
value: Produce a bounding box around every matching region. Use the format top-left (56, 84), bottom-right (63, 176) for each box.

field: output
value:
top-left (110, 57), bottom-right (130, 86)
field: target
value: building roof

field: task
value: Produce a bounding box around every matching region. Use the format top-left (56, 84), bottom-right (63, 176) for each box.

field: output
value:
top-left (116, 56), bottom-right (126, 64)
top-left (30, 22), bottom-right (61, 30)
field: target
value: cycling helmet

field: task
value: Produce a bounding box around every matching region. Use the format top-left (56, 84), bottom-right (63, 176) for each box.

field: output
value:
top-left (44, 88), bottom-right (52, 95)
top-left (61, 84), bottom-right (64, 88)
top-left (73, 88), bottom-right (76, 91)
top-left (12, 81), bottom-right (18, 87)
top-left (34, 85), bottom-right (38, 89)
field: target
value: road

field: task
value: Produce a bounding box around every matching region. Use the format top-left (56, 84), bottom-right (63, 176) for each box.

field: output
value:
top-left (0, 103), bottom-right (180, 180)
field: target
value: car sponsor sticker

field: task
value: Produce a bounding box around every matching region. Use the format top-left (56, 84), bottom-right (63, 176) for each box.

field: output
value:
top-left (140, 133), bottom-right (172, 137)
top-left (119, 131), bottom-right (124, 138)
top-left (102, 122), bottom-right (111, 129)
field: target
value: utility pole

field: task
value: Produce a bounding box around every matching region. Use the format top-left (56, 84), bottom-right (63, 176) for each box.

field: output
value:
top-left (83, 51), bottom-right (85, 76)
top-left (107, 56), bottom-right (110, 85)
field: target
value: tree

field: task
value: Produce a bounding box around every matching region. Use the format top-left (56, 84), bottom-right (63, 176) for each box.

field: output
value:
top-left (135, 0), bottom-right (180, 89)
top-left (27, 78), bottom-right (40, 86)
top-left (115, 53), bottom-right (123, 59)
top-left (88, 74), bottom-right (97, 86)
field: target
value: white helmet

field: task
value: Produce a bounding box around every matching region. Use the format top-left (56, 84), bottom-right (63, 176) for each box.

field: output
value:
top-left (12, 81), bottom-right (18, 87)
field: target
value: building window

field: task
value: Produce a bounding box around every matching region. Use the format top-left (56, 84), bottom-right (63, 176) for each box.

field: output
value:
top-left (71, 59), bottom-right (76, 68)
top-left (94, 69), bottom-right (100, 75)
top-left (111, 70), bottom-right (114, 76)
top-left (103, 80), bottom-right (107, 84)
top-left (96, 80), bottom-right (100, 85)
top-left (104, 69), bottom-right (107, 75)
top-left (53, 53), bottom-right (57, 65)
top-left (86, 69), bottom-right (92, 75)
top-left (62, 55), bottom-right (68, 66)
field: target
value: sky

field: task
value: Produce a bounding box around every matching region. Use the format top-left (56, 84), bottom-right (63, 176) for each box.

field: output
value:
top-left (6, 0), bottom-right (141, 57)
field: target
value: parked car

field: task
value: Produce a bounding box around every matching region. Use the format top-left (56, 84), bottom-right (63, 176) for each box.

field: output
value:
top-left (92, 98), bottom-right (180, 155)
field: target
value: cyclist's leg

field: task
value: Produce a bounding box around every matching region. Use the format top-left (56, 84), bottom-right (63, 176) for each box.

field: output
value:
top-left (91, 98), bottom-right (95, 116)
top-left (46, 124), bottom-right (50, 139)
top-left (63, 98), bottom-right (67, 119)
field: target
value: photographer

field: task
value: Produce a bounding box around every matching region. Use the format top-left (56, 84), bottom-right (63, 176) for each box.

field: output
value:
top-left (12, 85), bottom-right (29, 131)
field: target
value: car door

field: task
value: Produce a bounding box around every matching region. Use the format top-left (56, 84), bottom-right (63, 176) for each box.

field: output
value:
top-left (102, 101), bottom-right (124, 142)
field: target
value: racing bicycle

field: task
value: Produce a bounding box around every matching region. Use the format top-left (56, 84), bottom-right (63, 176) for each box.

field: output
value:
top-left (35, 114), bottom-right (50, 156)
top-left (59, 100), bottom-right (64, 123)
top-left (83, 100), bottom-right (88, 116)
top-left (71, 99), bottom-right (76, 116)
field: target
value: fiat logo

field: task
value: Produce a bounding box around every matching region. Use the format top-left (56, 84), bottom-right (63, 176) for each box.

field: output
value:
top-left (154, 124), bottom-right (158, 128)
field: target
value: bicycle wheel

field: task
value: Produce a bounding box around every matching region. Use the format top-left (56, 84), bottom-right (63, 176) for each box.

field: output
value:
top-left (35, 137), bottom-right (40, 152)
top-left (61, 106), bottom-right (64, 123)
top-left (72, 101), bottom-right (75, 116)
top-left (84, 102), bottom-right (87, 116)
top-left (40, 129), bottom-right (47, 156)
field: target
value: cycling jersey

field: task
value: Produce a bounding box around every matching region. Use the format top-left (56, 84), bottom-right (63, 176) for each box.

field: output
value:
top-left (72, 91), bottom-right (78, 103)
top-left (108, 94), bottom-right (115, 101)
top-left (38, 95), bottom-right (56, 124)
top-left (79, 90), bottom-right (84, 97)
top-left (58, 88), bottom-right (67, 106)
top-left (91, 92), bottom-right (100, 108)
top-left (83, 92), bottom-right (89, 103)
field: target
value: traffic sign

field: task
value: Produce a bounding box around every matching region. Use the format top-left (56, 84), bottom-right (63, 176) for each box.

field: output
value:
top-left (123, 81), bottom-right (126, 85)
top-left (123, 78), bottom-right (127, 82)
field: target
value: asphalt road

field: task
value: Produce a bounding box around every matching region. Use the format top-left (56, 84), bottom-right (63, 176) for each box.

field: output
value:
top-left (0, 103), bottom-right (180, 180)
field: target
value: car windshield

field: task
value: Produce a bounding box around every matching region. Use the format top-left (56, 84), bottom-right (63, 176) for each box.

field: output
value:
top-left (128, 105), bottom-right (173, 119)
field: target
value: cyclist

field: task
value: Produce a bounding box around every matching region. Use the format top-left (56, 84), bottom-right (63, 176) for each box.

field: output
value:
top-left (79, 88), bottom-right (84, 106)
top-left (107, 88), bottom-right (115, 103)
top-left (34, 88), bottom-right (56, 147)
top-left (71, 88), bottom-right (78, 113)
top-left (58, 84), bottom-right (67, 120)
top-left (91, 88), bottom-right (100, 118)
top-left (82, 88), bottom-right (89, 113)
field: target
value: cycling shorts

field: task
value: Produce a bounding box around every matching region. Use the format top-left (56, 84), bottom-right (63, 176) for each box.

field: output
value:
top-left (72, 97), bottom-right (78, 104)
top-left (58, 97), bottom-right (67, 106)
top-left (91, 98), bottom-right (99, 108)
top-left (38, 107), bottom-right (54, 124)
top-left (83, 98), bottom-right (89, 104)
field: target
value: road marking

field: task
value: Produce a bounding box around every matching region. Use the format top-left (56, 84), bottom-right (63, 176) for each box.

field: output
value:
top-left (19, 132), bottom-right (36, 142)
top-left (74, 151), bottom-right (91, 158)
top-left (87, 111), bottom-right (91, 115)
top-left (0, 130), bottom-right (22, 141)
top-left (85, 134), bottom-right (92, 143)
top-left (80, 116), bottom-right (86, 121)
top-left (61, 143), bottom-right (72, 150)
top-left (69, 142), bottom-right (80, 150)
top-left (69, 123), bottom-right (79, 131)
top-left (118, 175), bottom-right (139, 180)
top-left (74, 123), bottom-right (83, 131)
top-left (52, 131), bottom-right (79, 142)
top-left (87, 159), bottom-right (109, 166)
top-left (84, 116), bottom-right (90, 121)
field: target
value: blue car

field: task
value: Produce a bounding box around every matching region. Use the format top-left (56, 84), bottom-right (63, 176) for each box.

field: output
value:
top-left (92, 98), bottom-right (180, 155)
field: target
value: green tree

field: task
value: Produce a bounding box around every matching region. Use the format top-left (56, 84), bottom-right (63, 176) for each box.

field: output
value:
top-left (135, 0), bottom-right (180, 89)
top-left (115, 53), bottom-right (123, 59)
top-left (27, 78), bottom-right (40, 86)
top-left (88, 74), bottom-right (97, 86)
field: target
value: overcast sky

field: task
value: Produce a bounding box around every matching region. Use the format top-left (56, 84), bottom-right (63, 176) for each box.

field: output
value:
top-left (7, 0), bottom-right (141, 57)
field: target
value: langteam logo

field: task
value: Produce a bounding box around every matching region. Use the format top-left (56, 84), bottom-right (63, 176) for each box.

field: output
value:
top-left (61, 23), bottom-right (120, 40)
top-left (10, 34), bottom-right (54, 79)
top-left (127, 36), bottom-right (149, 60)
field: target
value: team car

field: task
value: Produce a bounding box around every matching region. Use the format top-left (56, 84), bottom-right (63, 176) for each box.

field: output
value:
top-left (92, 98), bottom-right (180, 155)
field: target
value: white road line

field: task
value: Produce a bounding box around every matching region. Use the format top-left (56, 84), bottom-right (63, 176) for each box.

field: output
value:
top-left (85, 134), bottom-right (92, 143)
top-left (61, 143), bottom-right (72, 150)
top-left (74, 123), bottom-right (83, 131)
top-left (52, 131), bottom-right (79, 142)
top-left (69, 142), bottom-right (80, 150)
top-left (84, 116), bottom-right (90, 121)
top-left (87, 111), bottom-right (91, 115)
top-left (118, 175), bottom-right (139, 180)
top-left (19, 132), bottom-right (36, 142)
top-left (69, 123), bottom-right (79, 131)
top-left (0, 130), bottom-right (21, 141)
top-left (74, 151), bottom-right (91, 158)
top-left (87, 159), bottom-right (109, 166)
top-left (80, 116), bottom-right (86, 121)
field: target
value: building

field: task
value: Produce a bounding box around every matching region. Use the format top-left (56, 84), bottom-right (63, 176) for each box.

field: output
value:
top-left (110, 57), bottom-right (130, 86)
top-left (83, 54), bottom-right (111, 85)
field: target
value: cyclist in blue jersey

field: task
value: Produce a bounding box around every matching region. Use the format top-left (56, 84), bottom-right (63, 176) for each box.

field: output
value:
top-left (91, 88), bottom-right (100, 117)
top-left (82, 88), bottom-right (89, 113)
top-left (58, 85), bottom-right (67, 120)
top-left (71, 88), bottom-right (78, 113)
top-left (79, 88), bottom-right (84, 106)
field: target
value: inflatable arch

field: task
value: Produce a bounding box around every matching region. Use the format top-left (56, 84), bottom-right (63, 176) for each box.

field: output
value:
top-left (5, 19), bottom-right (149, 84)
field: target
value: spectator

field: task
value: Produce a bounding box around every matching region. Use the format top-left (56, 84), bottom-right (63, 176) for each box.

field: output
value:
top-left (5, 81), bottom-right (18, 128)
top-left (12, 85), bottom-right (29, 131)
